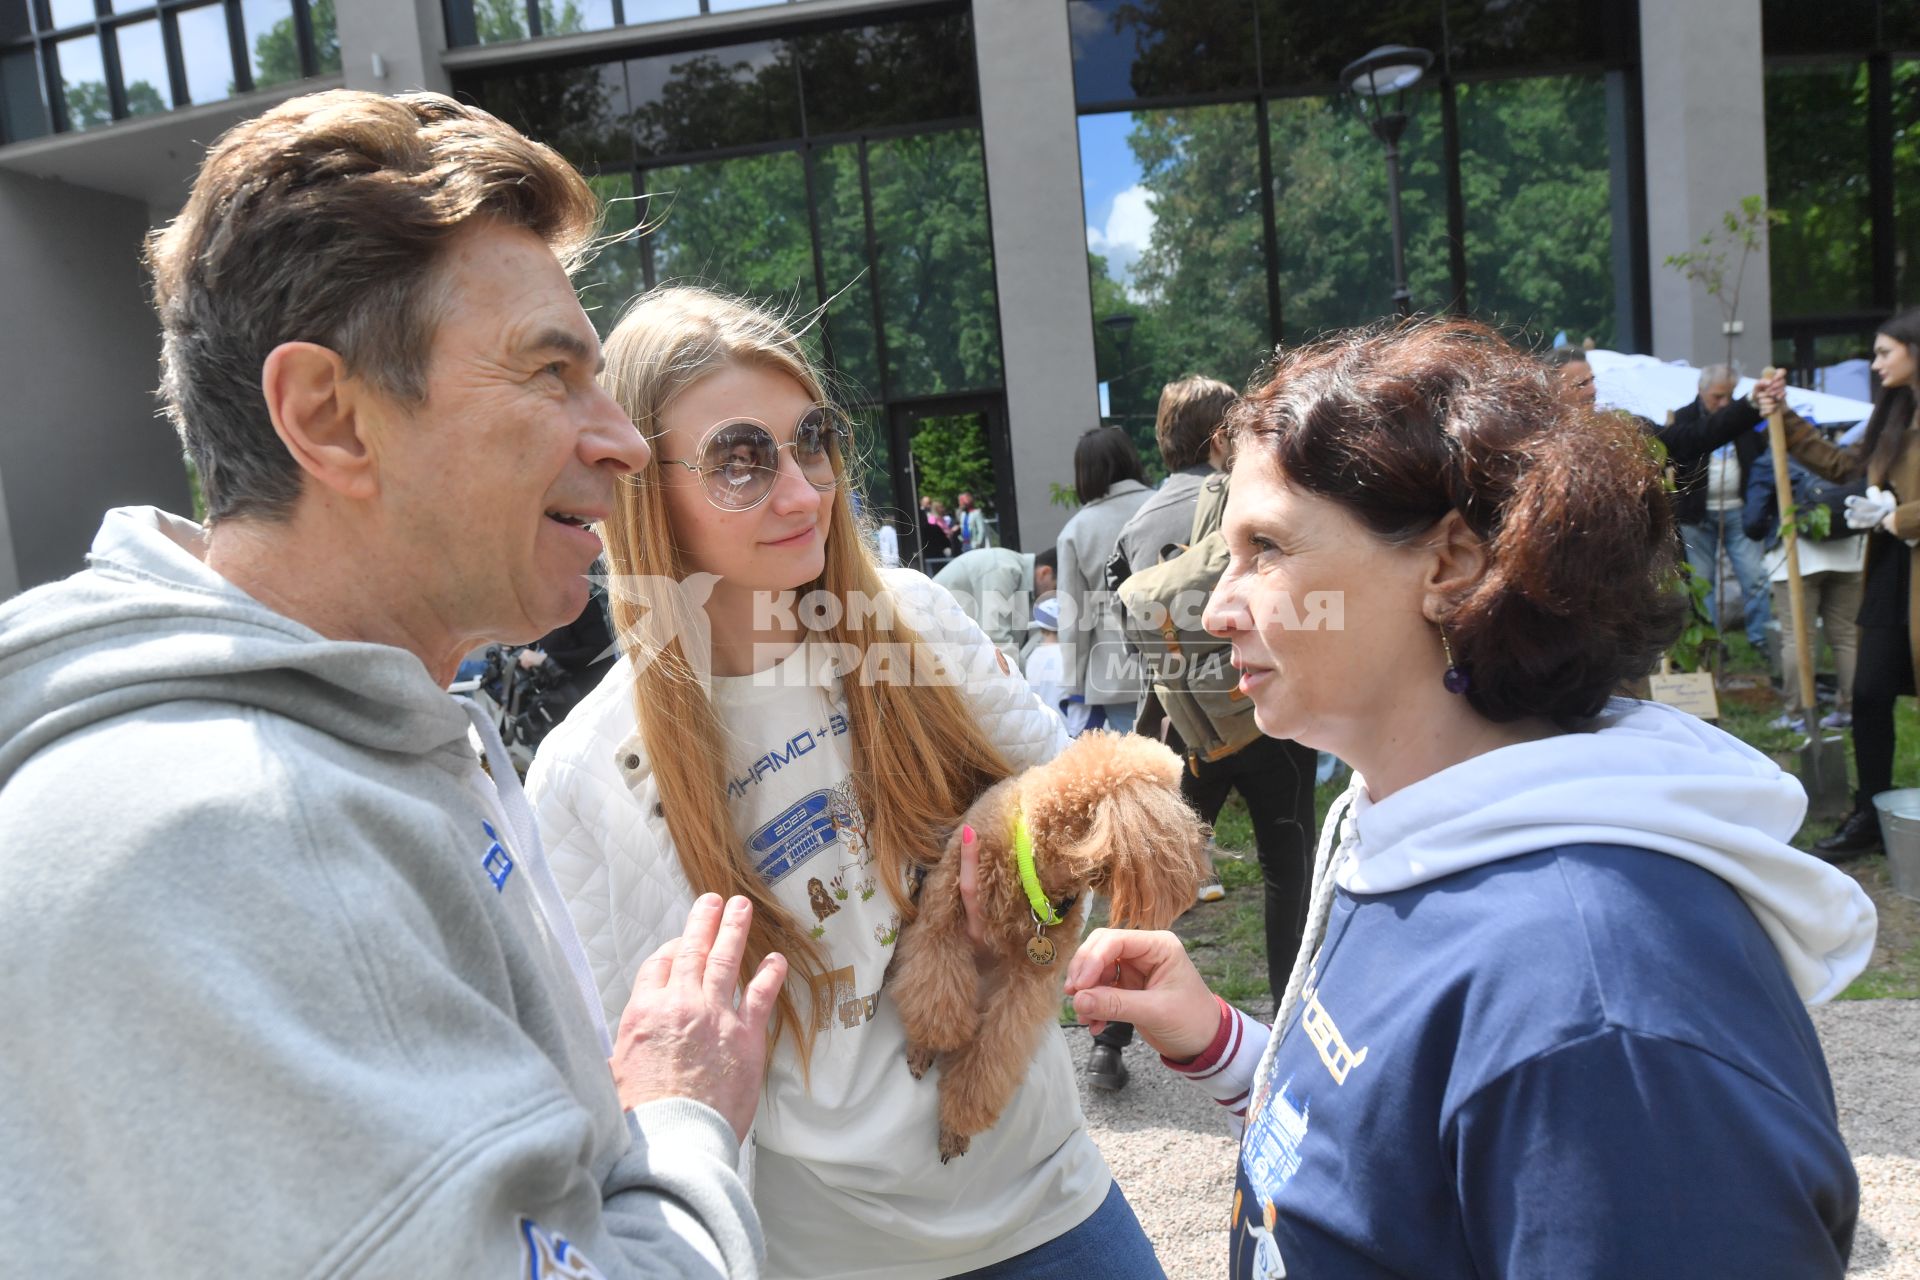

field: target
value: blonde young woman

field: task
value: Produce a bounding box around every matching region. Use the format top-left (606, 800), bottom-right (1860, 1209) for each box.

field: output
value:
top-left (527, 288), bottom-right (1163, 1280)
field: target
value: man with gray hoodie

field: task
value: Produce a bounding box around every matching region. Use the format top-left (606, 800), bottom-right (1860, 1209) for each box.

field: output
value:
top-left (0, 91), bottom-right (783, 1276)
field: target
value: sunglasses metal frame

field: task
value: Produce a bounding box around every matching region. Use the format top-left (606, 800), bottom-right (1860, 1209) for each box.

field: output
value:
top-left (652, 407), bottom-right (848, 511)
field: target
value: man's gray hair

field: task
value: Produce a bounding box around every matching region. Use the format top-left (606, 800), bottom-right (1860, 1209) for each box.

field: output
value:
top-left (1698, 363), bottom-right (1738, 392)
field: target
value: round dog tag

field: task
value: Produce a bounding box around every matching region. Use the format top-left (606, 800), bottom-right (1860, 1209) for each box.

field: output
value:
top-left (1026, 934), bottom-right (1057, 965)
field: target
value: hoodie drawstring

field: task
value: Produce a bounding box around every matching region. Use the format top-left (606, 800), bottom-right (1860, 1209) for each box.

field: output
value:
top-left (1252, 775), bottom-right (1362, 1110)
top-left (459, 698), bottom-right (613, 1057)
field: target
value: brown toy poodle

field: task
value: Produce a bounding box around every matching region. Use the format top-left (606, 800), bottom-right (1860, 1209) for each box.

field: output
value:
top-left (886, 730), bottom-right (1206, 1160)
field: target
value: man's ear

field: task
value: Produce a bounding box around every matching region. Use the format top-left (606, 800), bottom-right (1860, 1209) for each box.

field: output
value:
top-left (260, 342), bottom-right (379, 502)
top-left (1420, 509), bottom-right (1487, 623)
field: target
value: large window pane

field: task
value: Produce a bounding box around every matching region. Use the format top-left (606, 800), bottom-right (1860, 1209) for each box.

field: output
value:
top-left (470, 61), bottom-right (631, 168)
top-left (1896, 59), bottom-right (1920, 305)
top-left (178, 4), bottom-right (235, 104)
top-left (795, 12), bottom-right (976, 135)
top-left (1268, 91), bottom-right (1447, 336)
top-left (1068, 0), bottom-right (1259, 108)
top-left (1767, 63), bottom-right (1874, 316)
top-left (628, 40), bottom-right (801, 159)
top-left (539, 0), bottom-right (615, 36)
top-left (643, 150), bottom-right (819, 320)
top-left (1079, 104), bottom-right (1266, 445)
top-left (1761, 0), bottom-right (1875, 55)
top-left (3, 1), bottom-right (32, 40)
top-left (868, 129), bottom-right (1002, 397)
top-left (1445, 0), bottom-right (1613, 72)
top-left (2, 46), bottom-right (50, 142)
top-left (239, 0), bottom-right (298, 89)
top-left (47, 0), bottom-right (94, 31)
top-left (575, 172), bottom-right (645, 336)
top-left (54, 33), bottom-right (109, 130)
top-left (473, 0), bottom-right (530, 43)
top-left (813, 142), bottom-right (881, 397)
top-left (625, 0), bottom-right (700, 22)
top-left (311, 0), bottom-right (338, 73)
top-left (1270, 0), bottom-right (1444, 90)
top-left (114, 17), bottom-right (168, 116)
top-left (1458, 75), bottom-right (1617, 346)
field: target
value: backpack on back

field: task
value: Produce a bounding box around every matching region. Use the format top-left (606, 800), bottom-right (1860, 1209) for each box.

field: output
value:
top-left (1115, 475), bottom-right (1264, 764)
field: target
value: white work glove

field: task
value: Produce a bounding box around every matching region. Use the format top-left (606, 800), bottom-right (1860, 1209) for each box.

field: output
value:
top-left (1845, 485), bottom-right (1897, 531)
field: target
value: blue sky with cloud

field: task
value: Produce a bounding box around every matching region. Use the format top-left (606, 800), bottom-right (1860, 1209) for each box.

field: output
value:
top-left (1079, 112), bottom-right (1153, 299)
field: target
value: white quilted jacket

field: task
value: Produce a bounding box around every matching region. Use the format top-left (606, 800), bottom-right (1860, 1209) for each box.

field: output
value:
top-left (527, 569), bottom-right (1072, 1030)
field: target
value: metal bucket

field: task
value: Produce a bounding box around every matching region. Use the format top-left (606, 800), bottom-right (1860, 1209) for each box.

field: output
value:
top-left (1869, 789), bottom-right (1920, 903)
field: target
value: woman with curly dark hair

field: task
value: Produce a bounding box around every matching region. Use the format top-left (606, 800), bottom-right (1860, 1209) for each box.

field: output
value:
top-left (1061, 321), bottom-right (1876, 1278)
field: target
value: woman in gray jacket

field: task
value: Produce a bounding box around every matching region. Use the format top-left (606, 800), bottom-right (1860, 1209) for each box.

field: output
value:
top-left (1057, 426), bottom-right (1153, 732)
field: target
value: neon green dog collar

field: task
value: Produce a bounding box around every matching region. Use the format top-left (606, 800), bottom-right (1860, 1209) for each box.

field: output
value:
top-left (1013, 803), bottom-right (1062, 927)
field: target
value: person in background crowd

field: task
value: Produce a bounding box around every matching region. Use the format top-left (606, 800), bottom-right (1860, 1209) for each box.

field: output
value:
top-left (1057, 426), bottom-right (1153, 734)
top-left (956, 491), bottom-right (992, 552)
top-left (0, 90), bottom-right (776, 1276)
top-left (920, 497), bottom-right (957, 569)
top-left (1022, 595), bottom-right (1070, 726)
top-left (1664, 363), bottom-right (1775, 655)
top-left (1068, 320), bottom-right (1872, 1280)
top-left (872, 512), bottom-right (901, 568)
top-left (1761, 309), bottom-right (1920, 856)
top-left (529, 287), bottom-right (1161, 1280)
top-left (1091, 375), bottom-right (1320, 1095)
top-left (933, 544), bottom-right (1056, 663)
top-left (1744, 449), bottom-right (1865, 733)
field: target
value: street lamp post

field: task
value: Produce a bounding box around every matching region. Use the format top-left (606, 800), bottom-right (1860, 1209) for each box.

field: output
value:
top-left (1100, 312), bottom-right (1138, 420)
top-left (1340, 44), bottom-right (1433, 318)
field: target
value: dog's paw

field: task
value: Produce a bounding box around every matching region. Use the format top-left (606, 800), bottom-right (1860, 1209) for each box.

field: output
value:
top-left (905, 1045), bottom-right (937, 1079)
top-left (938, 1128), bottom-right (971, 1163)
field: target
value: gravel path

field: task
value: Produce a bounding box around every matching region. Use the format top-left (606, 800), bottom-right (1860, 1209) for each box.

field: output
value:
top-left (1070, 999), bottom-right (1920, 1278)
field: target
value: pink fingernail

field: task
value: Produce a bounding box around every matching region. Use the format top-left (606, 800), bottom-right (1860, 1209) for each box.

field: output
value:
top-left (962, 824), bottom-right (975, 844)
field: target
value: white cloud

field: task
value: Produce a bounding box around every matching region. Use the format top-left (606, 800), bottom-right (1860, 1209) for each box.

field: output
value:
top-left (1086, 184), bottom-right (1156, 295)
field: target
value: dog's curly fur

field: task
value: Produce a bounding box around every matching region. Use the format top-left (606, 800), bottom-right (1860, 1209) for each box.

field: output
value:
top-left (886, 731), bottom-right (1205, 1160)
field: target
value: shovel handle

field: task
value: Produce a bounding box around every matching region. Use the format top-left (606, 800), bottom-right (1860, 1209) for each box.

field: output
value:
top-left (1763, 369), bottom-right (1818, 719)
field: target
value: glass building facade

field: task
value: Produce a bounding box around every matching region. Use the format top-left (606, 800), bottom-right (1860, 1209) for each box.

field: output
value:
top-left (0, 0), bottom-right (340, 141)
top-left (1070, 0), bottom-right (1645, 451)
top-left (1763, 0), bottom-right (1920, 379)
top-left (454, 4), bottom-right (1016, 545)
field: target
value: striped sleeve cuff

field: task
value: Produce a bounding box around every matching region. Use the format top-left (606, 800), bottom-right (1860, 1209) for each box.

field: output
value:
top-left (1161, 997), bottom-right (1270, 1117)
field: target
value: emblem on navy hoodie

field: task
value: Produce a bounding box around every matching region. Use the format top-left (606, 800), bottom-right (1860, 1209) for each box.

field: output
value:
top-left (482, 820), bottom-right (514, 892)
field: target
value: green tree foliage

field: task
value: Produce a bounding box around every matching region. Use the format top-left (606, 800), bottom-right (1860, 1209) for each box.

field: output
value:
top-left (1086, 72), bottom-right (1619, 438)
top-left (909, 414), bottom-right (995, 515)
top-left (63, 79), bottom-right (164, 129)
top-left (252, 0), bottom-right (341, 88)
top-left (867, 131), bottom-right (1002, 398)
top-left (1766, 63), bottom-right (1872, 318)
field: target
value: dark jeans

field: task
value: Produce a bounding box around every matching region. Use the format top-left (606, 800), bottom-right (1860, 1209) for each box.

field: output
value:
top-left (1852, 623), bottom-right (1916, 799)
top-left (1094, 734), bottom-right (1320, 1053)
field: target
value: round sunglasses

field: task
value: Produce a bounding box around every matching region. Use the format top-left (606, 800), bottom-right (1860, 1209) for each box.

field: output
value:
top-left (653, 406), bottom-right (848, 511)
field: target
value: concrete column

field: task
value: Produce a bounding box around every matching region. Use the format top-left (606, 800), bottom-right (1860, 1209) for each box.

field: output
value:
top-left (973, 0), bottom-right (1100, 552)
top-left (0, 170), bottom-right (184, 592)
top-left (336, 0), bottom-right (449, 96)
top-left (1640, 0), bottom-right (1774, 373)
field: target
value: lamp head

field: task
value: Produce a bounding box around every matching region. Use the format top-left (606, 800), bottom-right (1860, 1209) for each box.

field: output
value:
top-left (1340, 44), bottom-right (1433, 126)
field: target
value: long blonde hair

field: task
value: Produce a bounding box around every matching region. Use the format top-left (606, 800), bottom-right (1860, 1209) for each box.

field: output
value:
top-left (599, 287), bottom-right (1014, 1063)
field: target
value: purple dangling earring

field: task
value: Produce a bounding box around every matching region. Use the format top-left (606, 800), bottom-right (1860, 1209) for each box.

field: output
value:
top-left (1440, 630), bottom-right (1471, 695)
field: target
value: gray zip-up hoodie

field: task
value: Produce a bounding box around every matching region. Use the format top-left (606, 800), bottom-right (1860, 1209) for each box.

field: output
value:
top-left (0, 507), bottom-right (761, 1277)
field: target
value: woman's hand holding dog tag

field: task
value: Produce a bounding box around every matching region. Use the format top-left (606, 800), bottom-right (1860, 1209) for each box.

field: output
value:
top-left (1064, 926), bottom-right (1219, 1061)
